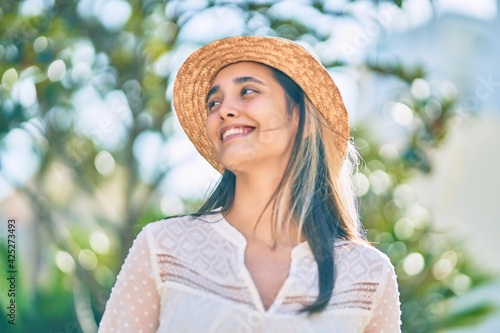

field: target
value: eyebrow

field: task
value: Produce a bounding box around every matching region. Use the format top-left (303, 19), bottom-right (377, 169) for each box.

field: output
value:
top-left (206, 86), bottom-right (220, 103)
top-left (206, 76), bottom-right (266, 102)
top-left (234, 76), bottom-right (265, 85)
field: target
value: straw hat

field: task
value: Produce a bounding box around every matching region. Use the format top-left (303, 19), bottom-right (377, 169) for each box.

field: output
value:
top-left (173, 36), bottom-right (349, 173)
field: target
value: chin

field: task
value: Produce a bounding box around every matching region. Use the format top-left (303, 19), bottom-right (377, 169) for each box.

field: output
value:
top-left (220, 159), bottom-right (249, 175)
top-left (218, 147), bottom-right (259, 171)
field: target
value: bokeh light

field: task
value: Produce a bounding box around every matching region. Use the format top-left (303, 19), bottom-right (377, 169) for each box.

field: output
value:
top-left (403, 252), bottom-right (425, 276)
top-left (47, 59), bottom-right (67, 82)
top-left (411, 78), bottom-right (431, 101)
top-left (161, 193), bottom-right (185, 216)
top-left (79, 249), bottom-right (98, 271)
top-left (386, 101), bottom-right (414, 126)
top-left (56, 251), bottom-right (76, 274)
top-left (90, 231), bottom-right (111, 255)
top-left (2, 68), bottom-right (18, 90)
top-left (94, 150), bottom-right (116, 177)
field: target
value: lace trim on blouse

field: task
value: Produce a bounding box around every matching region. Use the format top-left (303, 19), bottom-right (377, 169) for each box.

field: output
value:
top-left (158, 253), bottom-right (256, 308)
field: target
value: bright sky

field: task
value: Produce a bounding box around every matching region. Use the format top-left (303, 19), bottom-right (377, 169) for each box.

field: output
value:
top-left (439, 0), bottom-right (497, 20)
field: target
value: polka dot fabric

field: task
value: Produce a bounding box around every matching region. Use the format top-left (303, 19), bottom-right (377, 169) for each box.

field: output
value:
top-left (99, 213), bottom-right (401, 332)
top-left (99, 230), bottom-right (160, 332)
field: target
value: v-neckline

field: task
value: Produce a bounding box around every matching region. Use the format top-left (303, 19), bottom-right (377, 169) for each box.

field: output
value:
top-left (207, 212), bottom-right (310, 314)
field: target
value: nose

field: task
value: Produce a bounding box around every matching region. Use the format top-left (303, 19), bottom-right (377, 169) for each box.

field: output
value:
top-left (219, 98), bottom-right (239, 120)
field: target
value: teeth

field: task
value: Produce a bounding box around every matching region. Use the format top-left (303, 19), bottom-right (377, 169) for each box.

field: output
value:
top-left (222, 127), bottom-right (251, 140)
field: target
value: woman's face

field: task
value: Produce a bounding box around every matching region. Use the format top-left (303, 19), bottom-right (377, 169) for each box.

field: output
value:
top-left (205, 62), bottom-right (298, 174)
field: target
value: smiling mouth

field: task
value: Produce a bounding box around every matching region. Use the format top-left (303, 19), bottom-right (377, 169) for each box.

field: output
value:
top-left (221, 126), bottom-right (255, 141)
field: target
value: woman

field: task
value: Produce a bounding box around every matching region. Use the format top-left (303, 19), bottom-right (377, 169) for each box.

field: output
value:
top-left (99, 36), bottom-right (401, 332)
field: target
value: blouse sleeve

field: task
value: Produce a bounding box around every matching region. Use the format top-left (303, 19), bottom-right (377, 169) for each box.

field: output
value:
top-left (98, 227), bottom-right (160, 333)
top-left (365, 258), bottom-right (402, 333)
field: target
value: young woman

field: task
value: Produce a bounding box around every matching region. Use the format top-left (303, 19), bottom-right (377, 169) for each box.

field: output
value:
top-left (99, 36), bottom-right (401, 332)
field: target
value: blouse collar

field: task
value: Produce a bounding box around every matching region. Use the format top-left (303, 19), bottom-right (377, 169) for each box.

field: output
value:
top-left (207, 213), bottom-right (351, 259)
top-left (205, 210), bottom-right (313, 259)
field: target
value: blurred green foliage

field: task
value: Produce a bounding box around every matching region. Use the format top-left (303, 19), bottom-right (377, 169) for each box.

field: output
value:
top-left (0, 0), bottom-right (495, 332)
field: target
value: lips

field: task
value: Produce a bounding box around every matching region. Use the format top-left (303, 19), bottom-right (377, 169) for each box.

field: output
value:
top-left (220, 126), bottom-right (255, 141)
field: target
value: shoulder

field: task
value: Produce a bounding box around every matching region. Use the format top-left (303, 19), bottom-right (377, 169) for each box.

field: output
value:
top-left (142, 214), bottom-right (198, 233)
top-left (336, 241), bottom-right (391, 260)
top-left (143, 213), bottom-right (225, 234)
top-left (139, 213), bottom-right (228, 253)
top-left (335, 241), bottom-right (396, 282)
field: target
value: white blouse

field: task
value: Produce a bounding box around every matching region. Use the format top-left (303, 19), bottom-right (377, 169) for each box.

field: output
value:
top-left (99, 213), bottom-right (401, 333)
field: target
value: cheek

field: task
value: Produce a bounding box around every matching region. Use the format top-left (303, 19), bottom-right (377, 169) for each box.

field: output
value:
top-left (205, 115), bottom-right (219, 146)
top-left (257, 114), bottom-right (287, 144)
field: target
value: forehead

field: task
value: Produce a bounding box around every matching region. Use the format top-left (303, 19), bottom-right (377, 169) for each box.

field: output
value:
top-left (212, 61), bottom-right (273, 83)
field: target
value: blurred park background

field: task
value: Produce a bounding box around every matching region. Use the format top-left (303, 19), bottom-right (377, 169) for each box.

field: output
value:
top-left (1, 0), bottom-right (499, 332)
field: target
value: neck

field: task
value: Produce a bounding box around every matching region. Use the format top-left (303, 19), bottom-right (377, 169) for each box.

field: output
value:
top-left (223, 167), bottom-right (303, 248)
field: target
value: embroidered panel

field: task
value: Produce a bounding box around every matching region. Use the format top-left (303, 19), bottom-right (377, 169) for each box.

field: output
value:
top-left (157, 254), bottom-right (256, 309)
top-left (277, 282), bottom-right (379, 314)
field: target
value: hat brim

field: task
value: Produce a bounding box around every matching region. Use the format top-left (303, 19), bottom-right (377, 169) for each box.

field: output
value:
top-left (173, 36), bottom-right (349, 173)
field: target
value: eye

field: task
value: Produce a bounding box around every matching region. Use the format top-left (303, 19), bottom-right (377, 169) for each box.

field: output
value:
top-left (241, 88), bottom-right (257, 96)
top-left (207, 100), bottom-right (221, 112)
